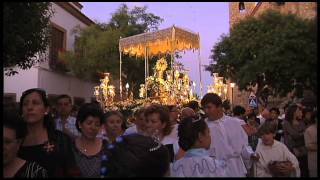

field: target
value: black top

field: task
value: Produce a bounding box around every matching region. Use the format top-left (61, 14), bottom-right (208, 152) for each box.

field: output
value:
top-left (14, 161), bottom-right (48, 178)
top-left (18, 130), bottom-right (81, 177)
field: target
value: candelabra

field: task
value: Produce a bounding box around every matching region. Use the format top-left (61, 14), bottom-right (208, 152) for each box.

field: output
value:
top-left (94, 72), bottom-right (116, 111)
top-left (208, 74), bottom-right (228, 100)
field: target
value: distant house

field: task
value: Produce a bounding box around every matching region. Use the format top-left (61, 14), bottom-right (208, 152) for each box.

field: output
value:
top-left (4, 2), bottom-right (97, 108)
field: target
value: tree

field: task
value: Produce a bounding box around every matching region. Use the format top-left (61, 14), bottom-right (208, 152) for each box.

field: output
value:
top-left (60, 25), bottom-right (122, 81)
top-left (206, 10), bottom-right (317, 106)
top-left (3, 2), bottom-right (53, 76)
top-left (60, 4), bottom-right (165, 97)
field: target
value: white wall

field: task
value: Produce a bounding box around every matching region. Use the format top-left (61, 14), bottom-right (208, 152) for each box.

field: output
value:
top-left (38, 68), bottom-right (98, 102)
top-left (40, 3), bottom-right (89, 70)
top-left (4, 2), bottom-right (96, 103)
top-left (4, 67), bottom-right (39, 101)
top-left (51, 3), bottom-right (87, 51)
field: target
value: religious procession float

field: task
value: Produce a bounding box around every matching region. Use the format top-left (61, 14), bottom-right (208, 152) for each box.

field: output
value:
top-left (93, 26), bottom-right (203, 115)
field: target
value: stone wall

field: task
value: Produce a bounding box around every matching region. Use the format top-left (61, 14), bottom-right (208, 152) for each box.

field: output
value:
top-left (230, 2), bottom-right (316, 27)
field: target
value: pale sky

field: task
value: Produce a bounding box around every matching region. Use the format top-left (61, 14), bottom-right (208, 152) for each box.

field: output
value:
top-left (80, 2), bottom-right (230, 96)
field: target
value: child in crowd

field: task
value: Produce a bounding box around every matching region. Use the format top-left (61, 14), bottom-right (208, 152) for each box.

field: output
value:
top-left (171, 117), bottom-right (227, 177)
top-left (254, 121), bottom-right (300, 177)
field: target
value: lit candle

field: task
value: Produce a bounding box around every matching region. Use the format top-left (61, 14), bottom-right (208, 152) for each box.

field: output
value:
top-left (94, 86), bottom-right (100, 96)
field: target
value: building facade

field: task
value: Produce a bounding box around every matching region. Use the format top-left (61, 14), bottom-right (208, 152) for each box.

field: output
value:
top-left (4, 2), bottom-right (97, 108)
top-left (226, 2), bottom-right (317, 109)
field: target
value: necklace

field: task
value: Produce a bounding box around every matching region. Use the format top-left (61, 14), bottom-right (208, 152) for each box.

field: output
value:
top-left (80, 148), bottom-right (87, 153)
top-left (78, 139), bottom-right (89, 153)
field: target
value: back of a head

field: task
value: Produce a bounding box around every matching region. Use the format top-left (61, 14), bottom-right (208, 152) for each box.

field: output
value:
top-left (180, 107), bottom-right (195, 119)
top-left (103, 134), bottom-right (169, 177)
top-left (247, 112), bottom-right (257, 120)
top-left (233, 105), bottom-right (246, 116)
top-left (133, 107), bottom-right (145, 118)
top-left (285, 104), bottom-right (298, 124)
top-left (187, 100), bottom-right (200, 111)
top-left (178, 117), bottom-right (208, 151)
top-left (270, 107), bottom-right (280, 115)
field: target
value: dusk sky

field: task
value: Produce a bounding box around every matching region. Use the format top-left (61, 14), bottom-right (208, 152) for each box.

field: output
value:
top-left (81, 2), bottom-right (230, 96)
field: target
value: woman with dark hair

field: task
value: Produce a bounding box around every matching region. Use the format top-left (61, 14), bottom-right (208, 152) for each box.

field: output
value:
top-left (283, 104), bottom-right (308, 177)
top-left (17, 88), bottom-right (80, 177)
top-left (3, 109), bottom-right (48, 178)
top-left (103, 111), bottom-right (127, 143)
top-left (303, 107), bottom-right (315, 126)
top-left (171, 117), bottom-right (227, 177)
top-left (100, 134), bottom-right (170, 177)
top-left (72, 103), bottom-right (108, 177)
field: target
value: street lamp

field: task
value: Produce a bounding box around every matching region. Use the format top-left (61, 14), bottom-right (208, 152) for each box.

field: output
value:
top-left (230, 83), bottom-right (235, 108)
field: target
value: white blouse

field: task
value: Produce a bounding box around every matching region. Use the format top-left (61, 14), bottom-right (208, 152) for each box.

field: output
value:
top-left (171, 148), bottom-right (227, 177)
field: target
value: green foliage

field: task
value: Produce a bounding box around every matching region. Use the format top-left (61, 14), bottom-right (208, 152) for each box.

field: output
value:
top-left (60, 25), bottom-right (121, 81)
top-left (206, 10), bottom-right (317, 105)
top-left (60, 4), bottom-right (165, 97)
top-left (3, 2), bottom-right (53, 76)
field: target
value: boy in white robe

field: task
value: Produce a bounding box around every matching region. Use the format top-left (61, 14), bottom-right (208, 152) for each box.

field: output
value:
top-left (200, 93), bottom-right (257, 177)
top-left (254, 121), bottom-right (300, 177)
top-left (171, 117), bottom-right (226, 177)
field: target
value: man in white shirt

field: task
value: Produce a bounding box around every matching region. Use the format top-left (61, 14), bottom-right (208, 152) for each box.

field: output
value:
top-left (55, 94), bottom-right (80, 140)
top-left (201, 93), bottom-right (256, 177)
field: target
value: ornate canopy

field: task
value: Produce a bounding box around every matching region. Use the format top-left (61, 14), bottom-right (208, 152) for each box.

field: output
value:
top-left (119, 26), bottom-right (200, 57)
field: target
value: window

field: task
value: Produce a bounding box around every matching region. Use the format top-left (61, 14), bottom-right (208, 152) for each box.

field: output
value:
top-left (239, 2), bottom-right (246, 13)
top-left (49, 24), bottom-right (66, 70)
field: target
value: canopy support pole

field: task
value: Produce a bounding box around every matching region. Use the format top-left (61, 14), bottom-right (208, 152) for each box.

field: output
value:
top-left (119, 37), bottom-right (122, 101)
top-left (171, 25), bottom-right (176, 96)
top-left (144, 46), bottom-right (147, 99)
top-left (197, 33), bottom-right (203, 98)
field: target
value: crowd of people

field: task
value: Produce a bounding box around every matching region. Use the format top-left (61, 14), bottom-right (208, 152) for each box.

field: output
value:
top-left (3, 88), bottom-right (317, 177)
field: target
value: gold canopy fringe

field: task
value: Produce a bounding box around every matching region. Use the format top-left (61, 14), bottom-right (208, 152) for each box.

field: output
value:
top-left (119, 26), bottom-right (200, 57)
